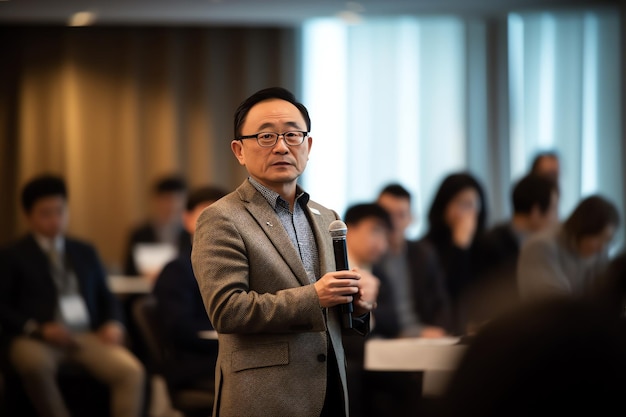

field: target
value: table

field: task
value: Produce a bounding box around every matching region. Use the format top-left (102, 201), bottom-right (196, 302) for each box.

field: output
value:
top-left (107, 275), bottom-right (153, 295)
top-left (198, 330), bottom-right (219, 340)
top-left (364, 336), bottom-right (467, 396)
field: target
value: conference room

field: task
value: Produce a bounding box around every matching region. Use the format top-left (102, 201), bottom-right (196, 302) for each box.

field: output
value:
top-left (1, 0), bottom-right (624, 416)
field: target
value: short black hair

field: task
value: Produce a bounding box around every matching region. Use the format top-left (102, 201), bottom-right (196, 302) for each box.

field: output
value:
top-left (233, 87), bottom-right (311, 139)
top-left (21, 174), bottom-right (67, 213)
top-left (530, 150), bottom-right (559, 174)
top-left (378, 183), bottom-right (412, 203)
top-left (344, 203), bottom-right (392, 230)
top-left (564, 195), bottom-right (620, 240)
top-left (512, 174), bottom-right (559, 215)
top-left (153, 175), bottom-right (187, 194)
top-left (186, 186), bottom-right (228, 211)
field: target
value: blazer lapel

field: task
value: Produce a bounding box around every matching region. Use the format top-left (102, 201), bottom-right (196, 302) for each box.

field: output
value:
top-left (238, 182), bottom-right (311, 287)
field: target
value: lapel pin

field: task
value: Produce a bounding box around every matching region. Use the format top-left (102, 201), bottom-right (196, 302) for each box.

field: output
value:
top-left (266, 221), bottom-right (273, 227)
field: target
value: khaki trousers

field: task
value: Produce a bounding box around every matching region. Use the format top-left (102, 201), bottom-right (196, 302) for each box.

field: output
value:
top-left (9, 333), bottom-right (145, 417)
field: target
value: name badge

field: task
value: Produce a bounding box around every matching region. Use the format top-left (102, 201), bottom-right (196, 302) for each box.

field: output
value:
top-left (59, 295), bottom-right (90, 328)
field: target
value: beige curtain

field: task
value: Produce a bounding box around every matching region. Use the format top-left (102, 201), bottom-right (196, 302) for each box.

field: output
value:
top-left (0, 25), bottom-right (297, 271)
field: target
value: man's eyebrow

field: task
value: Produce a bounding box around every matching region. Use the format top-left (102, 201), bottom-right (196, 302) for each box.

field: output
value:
top-left (257, 121), bottom-right (304, 131)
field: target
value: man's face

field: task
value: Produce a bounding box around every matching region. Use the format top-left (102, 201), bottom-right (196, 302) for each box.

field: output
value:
top-left (231, 98), bottom-right (312, 193)
top-left (347, 218), bottom-right (390, 267)
top-left (153, 191), bottom-right (186, 225)
top-left (377, 193), bottom-right (412, 243)
top-left (26, 195), bottom-right (68, 239)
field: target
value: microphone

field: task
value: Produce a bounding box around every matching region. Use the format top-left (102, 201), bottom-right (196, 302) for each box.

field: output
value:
top-left (329, 220), bottom-right (353, 329)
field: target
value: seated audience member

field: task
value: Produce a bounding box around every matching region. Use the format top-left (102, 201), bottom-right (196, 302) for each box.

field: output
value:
top-left (517, 195), bottom-right (620, 301)
top-left (419, 172), bottom-right (488, 335)
top-left (373, 183), bottom-right (452, 338)
top-left (529, 150), bottom-right (560, 183)
top-left (471, 174), bottom-right (559, 325)
top-left (122, 174), bottom-right (189, 278)
top-left (341, 203), bottom-right (387, 417)
top-left (436, 296), bottom-right (626, 417)
top-left (0, 174), bottom-right (145, 417)
top-left (152, 185), bottom-right (227, 393)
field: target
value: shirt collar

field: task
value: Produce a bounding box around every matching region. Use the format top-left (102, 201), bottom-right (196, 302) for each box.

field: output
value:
top-left (248, 177), bottom-right (310, 211)
top-left (34, 233), bottom-right (64, 254)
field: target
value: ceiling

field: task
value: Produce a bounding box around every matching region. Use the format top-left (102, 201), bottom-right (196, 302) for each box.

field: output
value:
top-left (0, 0), bottom-right (616, 26)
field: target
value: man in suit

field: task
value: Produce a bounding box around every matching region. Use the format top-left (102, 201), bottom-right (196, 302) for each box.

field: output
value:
top-left (0, 174), bottom-right (145, 417)
top-left (122, 174), bottom-right (189, 278)
top-left (191, 87), bottom-right (376, 417)
top-left (471, 173), bottom-right (559, 326)
top-left (373, 183), bottom-right (452, 338)
top-left (152, 185), bottom-right (227, 394)
top-left (341, 203), bottom-right (388, 417)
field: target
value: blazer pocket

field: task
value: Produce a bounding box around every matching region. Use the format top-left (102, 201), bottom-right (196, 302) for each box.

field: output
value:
top-left (232, 342), bottom-right (289, 372)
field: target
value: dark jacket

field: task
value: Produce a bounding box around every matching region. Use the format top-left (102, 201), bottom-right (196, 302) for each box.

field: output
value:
top-left (0, 234), bottom-right (124, 340)
top-left (152, 256), bottom-right (218, 388)
top-left (372, 239), bottom-right (454, 337)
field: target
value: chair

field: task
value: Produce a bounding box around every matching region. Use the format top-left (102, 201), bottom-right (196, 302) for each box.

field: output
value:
top-left (132, 294), bottom-right (214, 417)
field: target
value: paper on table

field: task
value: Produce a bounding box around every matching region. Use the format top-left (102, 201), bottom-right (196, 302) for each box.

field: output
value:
top-left (133, 243), bottom-right (177, 276)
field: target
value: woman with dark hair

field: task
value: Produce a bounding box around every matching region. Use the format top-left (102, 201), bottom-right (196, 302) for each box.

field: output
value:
top-left (517, 195), bottom-right (620, 301)
top-left (419, 171), bottom-right (488, 335)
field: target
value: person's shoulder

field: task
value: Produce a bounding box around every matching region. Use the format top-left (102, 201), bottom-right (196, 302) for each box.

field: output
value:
top-left (0, 235), bottom-right (34, 258)
top-left (485, 222), bottom-right (513, 238)
top-left (520, 226), bottom-right (560, 257)
top-left (65, 235), bottom-right (96, 249)
top-left (154, 256), bottom-right (194, 290)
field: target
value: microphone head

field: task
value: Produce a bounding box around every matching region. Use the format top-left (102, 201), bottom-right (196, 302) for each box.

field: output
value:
top-left (329, 220), bottom-right (348, 239)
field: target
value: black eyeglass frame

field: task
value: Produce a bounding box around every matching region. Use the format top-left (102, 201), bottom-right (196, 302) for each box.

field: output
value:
top-left (236, 131), bottom-right (309, 147)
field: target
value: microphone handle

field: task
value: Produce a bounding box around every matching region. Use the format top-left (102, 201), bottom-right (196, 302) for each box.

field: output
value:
top-left (332, 238), bottom-right (353, 329)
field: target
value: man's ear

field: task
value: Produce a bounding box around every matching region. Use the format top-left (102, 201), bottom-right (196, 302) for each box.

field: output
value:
top-left (231, 140), bottom-right (246, 166)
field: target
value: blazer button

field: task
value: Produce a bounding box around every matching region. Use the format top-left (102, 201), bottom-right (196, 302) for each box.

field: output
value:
top-left (317, 354), bottom-right (326, 362)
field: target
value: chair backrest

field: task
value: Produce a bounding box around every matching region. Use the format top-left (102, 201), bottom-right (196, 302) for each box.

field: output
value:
top-left (132, 294), bottom-right (214, 417)
top-left (131, 294), bottom-right (166, 374)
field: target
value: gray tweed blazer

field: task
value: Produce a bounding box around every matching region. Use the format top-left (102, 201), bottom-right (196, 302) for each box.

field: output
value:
top-left (191, 179), bottom-right (367, 417)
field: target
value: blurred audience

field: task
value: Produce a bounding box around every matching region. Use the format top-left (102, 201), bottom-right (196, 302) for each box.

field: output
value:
top-left (419, 172), bottom-right (488, 335)
top-left (373, 183), bottom-right (453, 338)
top-left (341, 203), bottom-right (387, 417)
top-left (122, 174), bottom-right (188, 279)
top-left (0, 174), bottom-right (145, 417)
top-left (152, 185), bottom-right (227, 396)
top-left (517, 194), bottom-right (620, 301)
top-left (470, 174), bottom-right (559, 327)
top-left (529, 150), bottom-right (560, 183)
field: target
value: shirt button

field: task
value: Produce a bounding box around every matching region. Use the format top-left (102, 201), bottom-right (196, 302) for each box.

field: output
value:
top-left (317, 354), bottom-right (326, 362)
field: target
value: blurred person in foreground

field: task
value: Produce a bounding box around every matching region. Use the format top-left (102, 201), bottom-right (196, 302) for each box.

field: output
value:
top-left (373, 183), bottom-right (453, 339)
top-left (0, 174), bottom-right (145, 417)
top-left (517, 194), bottom-right (620, 302)
top-left (436, 295), bottom-right (626, 417)
top-left (152, 186), bottom-right (227, 395)
top-left (191, 87), bottom-right (376, 417)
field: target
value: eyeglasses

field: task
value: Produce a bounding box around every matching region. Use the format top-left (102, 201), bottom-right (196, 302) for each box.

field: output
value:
top-left (236, 131), bottom-right (308, 148)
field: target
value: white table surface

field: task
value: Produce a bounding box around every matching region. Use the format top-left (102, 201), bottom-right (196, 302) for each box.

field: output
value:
top-left (364, 336), bottom-right (468, 397)
top-left (198, 330), bottom-right (219, 340)
top-left (107, 275), bottom-right (153, 294)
